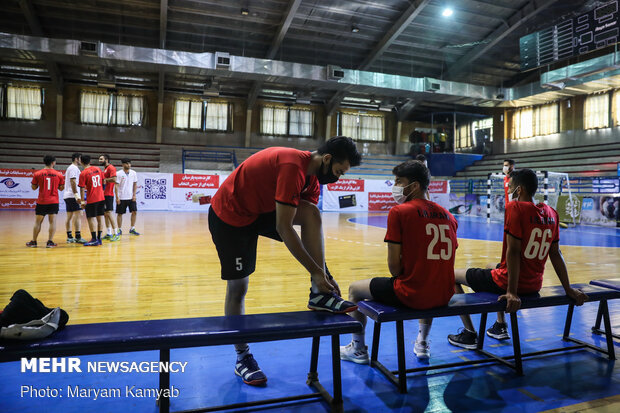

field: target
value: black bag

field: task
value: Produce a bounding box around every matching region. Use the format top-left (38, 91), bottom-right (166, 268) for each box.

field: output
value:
top-left (0, 289), bottom-right (69, 330)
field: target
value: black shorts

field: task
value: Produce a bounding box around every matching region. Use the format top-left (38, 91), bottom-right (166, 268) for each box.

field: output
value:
top-left (208, 207), bottom-right (282, 280)
top-left (104, 196), bottom-right (115, 212)
top-left (117, 200), bottom-right (137, 214)
top-left (35, 203), bottom-right (59, 216)
top-left (85, 201), bottom-right (105, 218)
top-left (465, 268), bottom-right (506, 295)
top-left (64, 198), bottom-right (82, 212)
top-left (369, 277), bottom-right (405, 307)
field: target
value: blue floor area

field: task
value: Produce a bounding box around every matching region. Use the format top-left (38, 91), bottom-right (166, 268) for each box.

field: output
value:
top-left (349, 215), bottom-right (620, 248)
top-left (2, 303), bottom-right (619, 412)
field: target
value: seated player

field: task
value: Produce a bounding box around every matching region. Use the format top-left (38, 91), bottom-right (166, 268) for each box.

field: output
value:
top-left (27, 155), bottom-right (65, 248)
top-left (447, 168), bottom-right (588, 349)
top-left (208, 136), bottom-right (361, 386)
top-left (340, 160), bottom-right (458, 363)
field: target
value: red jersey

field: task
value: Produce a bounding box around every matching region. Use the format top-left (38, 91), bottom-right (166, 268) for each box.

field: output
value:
top-left (103, 164), bottom-right (117, 197)
top-left (504, 175), bottom-right (510, 205)
top-left (79, 166), bottom-right (105, 204)
top-left (492, 201), bottom-right (560, 294)
top-left (384, 198), bottom-right (459, 309)
top-left (31, 169), bottom-right (64, 205)
top-left (211, 147), bottom-right (320, 227)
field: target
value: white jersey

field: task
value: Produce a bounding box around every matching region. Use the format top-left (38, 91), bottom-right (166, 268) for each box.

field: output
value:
top-left (116, 169), bottom-right (138, 200)
top-left (63, 163), bottom-right (80, 199)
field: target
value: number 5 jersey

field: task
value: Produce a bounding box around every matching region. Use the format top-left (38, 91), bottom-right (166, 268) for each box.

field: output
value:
top-left (492, 201), bottom-right (560, 293)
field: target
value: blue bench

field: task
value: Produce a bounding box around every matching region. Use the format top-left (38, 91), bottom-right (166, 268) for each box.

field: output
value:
top-left (590, 278), bottom-right (620, 340)
top-left (358, 284), bottom-right (620, 393)
top-left (0, 311), bottom-right (362, 413)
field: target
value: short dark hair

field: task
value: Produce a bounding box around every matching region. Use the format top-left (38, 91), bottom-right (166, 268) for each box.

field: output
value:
top-left (121, 158), bottom-right (131, 164)
top-left (504, 159), bottom-right (515, 166)
top-left (101, 154), bottom-right (110, 162)
top-left (415, 154), bottom-right (426, 162)
top-left (392, 160), bottom-right (430, 191)
top-left (71, 153), bottom-right (81, 162)
top-left (43, 155), bottom-right (55, 166)
top-left (317, 136), bottom-right (362, 167)
top-left (81, 154), bottom-right (91, 165)
top-left (510, 168), bottom-right (538, 195)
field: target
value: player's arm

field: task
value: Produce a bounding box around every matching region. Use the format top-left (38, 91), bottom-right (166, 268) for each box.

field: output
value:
top-left (115, 181), bottom-right (120, 204)
top-left (71, 178), bottom-right (79, 199)
top-left (549, 242), bottom-right (588, 305)
top-left (31, 183), bottom-right (38, 190)
top-left (499, 233), bottom-right (522, 312)
top-left (132, 181), bottom-right (137, 201)
top-left (275, 202), bottom-right (332, 293)
top-left (387, 242), bottom-right (402, 277)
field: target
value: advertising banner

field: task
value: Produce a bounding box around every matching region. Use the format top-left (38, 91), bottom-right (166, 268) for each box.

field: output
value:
top-left (580, 195), bottom-right (619, 227)
top-left (0, 169), bottom-right (37, 208)
top-left (137, 173), bottom-right (172, 211)
top-left (556, 195), bottom-right (582, 224)
top-left (169, 174), bottom-right (224, 211)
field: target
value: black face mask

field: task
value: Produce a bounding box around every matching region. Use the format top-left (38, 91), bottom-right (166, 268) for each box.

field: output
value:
top-left (316, 158), bottom-right (339, 185)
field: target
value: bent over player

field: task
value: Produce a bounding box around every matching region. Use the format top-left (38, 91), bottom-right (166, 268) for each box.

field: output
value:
top-left (208, 136), bottom-right (361, 386)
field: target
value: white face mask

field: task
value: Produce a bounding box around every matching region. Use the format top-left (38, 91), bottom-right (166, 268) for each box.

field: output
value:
top-left (392, 182), bottom-right (414, 204)
top-left (508, 187), bottom-right (519, 203)
top-left (502, 165), bottom-right (510, 174)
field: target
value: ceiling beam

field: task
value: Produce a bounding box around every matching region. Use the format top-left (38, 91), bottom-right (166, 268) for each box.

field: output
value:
top-left (18, 0), bottom-right (63, 89)
top-left (266, 0), bottom-right (302, 59)
top-left (247, 82), bottom-right (261, 109)
top-left (396, 99), bottom-right (419, 121)
top-left (357, 0), bottom-right (431, 70)
top-left (160, 0), bottom-right (168, 49)
top-left (443, 0), bottom-right (560, 80)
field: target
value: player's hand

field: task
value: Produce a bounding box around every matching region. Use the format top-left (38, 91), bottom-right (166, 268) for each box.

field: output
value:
top-left (567, 288), bottom-right (588, 306)
top-left (116, 198), bottom-right (120, 205)
top-left (311, 271), bottom-right (334, 294)
top-left (80, 200), bottom-right (86, 207)
top-left (328, 277), bottom-right (342, 297)
top-left (498, 291), bottom-right (521, 313)
top-left (132, 196), bottom-right (136, 202)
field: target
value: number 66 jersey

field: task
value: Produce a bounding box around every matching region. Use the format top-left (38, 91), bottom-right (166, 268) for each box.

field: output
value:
top-left (384, 198), bottom-right (459, 309)
top-left (492, 201), bottom-right (560, 294)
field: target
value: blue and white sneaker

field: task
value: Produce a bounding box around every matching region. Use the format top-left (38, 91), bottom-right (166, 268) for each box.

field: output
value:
top-left (414, 339), bottom-right (431, 359)
top-left (84, 238), bottom-right (100, 246)
top-left (234, 354), bottom-right (267, 386)
top-left (308, 291), bottom-right (357, 314)
top-left (129, 228), bottom-right (140, 236)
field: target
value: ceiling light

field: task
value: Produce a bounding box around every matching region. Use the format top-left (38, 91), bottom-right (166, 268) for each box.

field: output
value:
top-left (351, 26), bottom-right (360, 33)
top-left (442, 8), bottom-right (453, 17)
top-left (240, 8), bottom-right (249, 16)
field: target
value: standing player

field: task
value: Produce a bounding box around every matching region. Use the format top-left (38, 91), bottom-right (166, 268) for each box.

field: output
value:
top-left (208, 136), bottom-right (361, 386)
top-left (340, 160), bottom-right (458, 363)
top-left (115, 158), bottom-right (140, 236)
top-left (503, 159), bottom-right (515, 205)
top-left (27, 155), bottom-right (65, 248)
top-left (63, 153), bottom-right (86, 244)
top-left (99, 154), bottom-right (120, 241)
top-left (447, 168), bottom-right (588, 348)
top-left (78, 155), bottom-right (105, 246)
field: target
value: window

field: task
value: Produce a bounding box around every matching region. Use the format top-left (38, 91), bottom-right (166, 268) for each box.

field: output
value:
top-left (510, 107), bottom-right (533, 139)
top-left (533, 103), bottom-right (558, 136)
top-left (289, 109), bottom-right (313, 137)
top-left (0, 86), bottom-right (4, 118)
top-left (584, 93), bottom-right (609, 129)
top-left (260, 106), bottom-right (288, 136)
top-left (456, 124), bottom-right (472, 149)
top-left (80, 90), bottom-right (145, 126)
top-left (173, 100), bottom-right (232, 131)
top-left (339, 112), bottom-right (384, 141)
top-left (6, 86), bottom-right (42, 120)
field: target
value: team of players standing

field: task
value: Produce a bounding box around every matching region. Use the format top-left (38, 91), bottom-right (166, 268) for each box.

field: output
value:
top-left (27, 153), bottom-right (140, 248)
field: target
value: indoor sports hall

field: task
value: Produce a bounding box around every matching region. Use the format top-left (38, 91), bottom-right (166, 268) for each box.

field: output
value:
top-left (0, 1), bottom-right (619, 413)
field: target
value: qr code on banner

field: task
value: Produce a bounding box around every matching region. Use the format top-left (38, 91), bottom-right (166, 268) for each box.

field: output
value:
top-left (144, 179), bottom-right (167, 199)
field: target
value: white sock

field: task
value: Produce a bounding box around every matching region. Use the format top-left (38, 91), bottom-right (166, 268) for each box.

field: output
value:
top-left (236, 345), bottom-right (250, 361)
top-left (418, 321), bottom-right (432, 342)
top-left (107, 228), bottom-right (113, 236)
top-left (130, 226), bottom-right (135, 231)
top-left (310, 280), bottom-right (320, 294)
top-left (352, 334), bottom-right (366, 350)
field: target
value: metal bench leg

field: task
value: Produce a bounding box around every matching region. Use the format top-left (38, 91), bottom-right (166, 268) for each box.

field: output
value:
top-left (509, 313), bottom-right (523, 376)
top-left (331, 335), bottom-right (344, 413)
top-left (563, 303), bottom-right (575, 340)
top-left (600, 300), bottom-right (616, 360)
top-left (395, 320), bottom-right (407, 394)
top-left (371, 322), bottom-right (381, 362)
top-left (477, 312), bottom-right (488, 350)
top-left (593, 301), bottom-right (603, 332)
top-left (159, 348), bottom-right (170, 413)
top-left (307, 336), bottom-right (320, 382)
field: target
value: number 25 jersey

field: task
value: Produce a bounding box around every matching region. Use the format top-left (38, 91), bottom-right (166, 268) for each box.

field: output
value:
top-left (492, 201), bottom-right (560, 294)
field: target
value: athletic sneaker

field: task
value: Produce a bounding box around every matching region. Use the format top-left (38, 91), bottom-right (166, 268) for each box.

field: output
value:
top-left (486, 321), bottom-right (510, 340)
top-left (414, 339), bottom-right (431, 359)
top-left (26, 240), bottom-right (37, 248)
top-left (117, 229), bottom-right (122, 236)
top-left (66, 237), bottom-right (76, 244)
top-left (340, 342), bottom-right (370, 364)
top-left (84, 238), bottom-right (100, 246)
top-left (46, 241), bottom-right (57, 248)
top-left (102, 234), bottom-right (112, 241)
top-left (129, 228), bottom-right (140, 236)
top-left (308, 291), bottom-right (357, 313)
top-left (234, 354), bottom-right (267, 386)
top-left (110, 234), bottom-right (120, 242)
top-left (447, 328), bottom-right (478, 350)
top-left (75, 237), bottom-right (88, 244)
